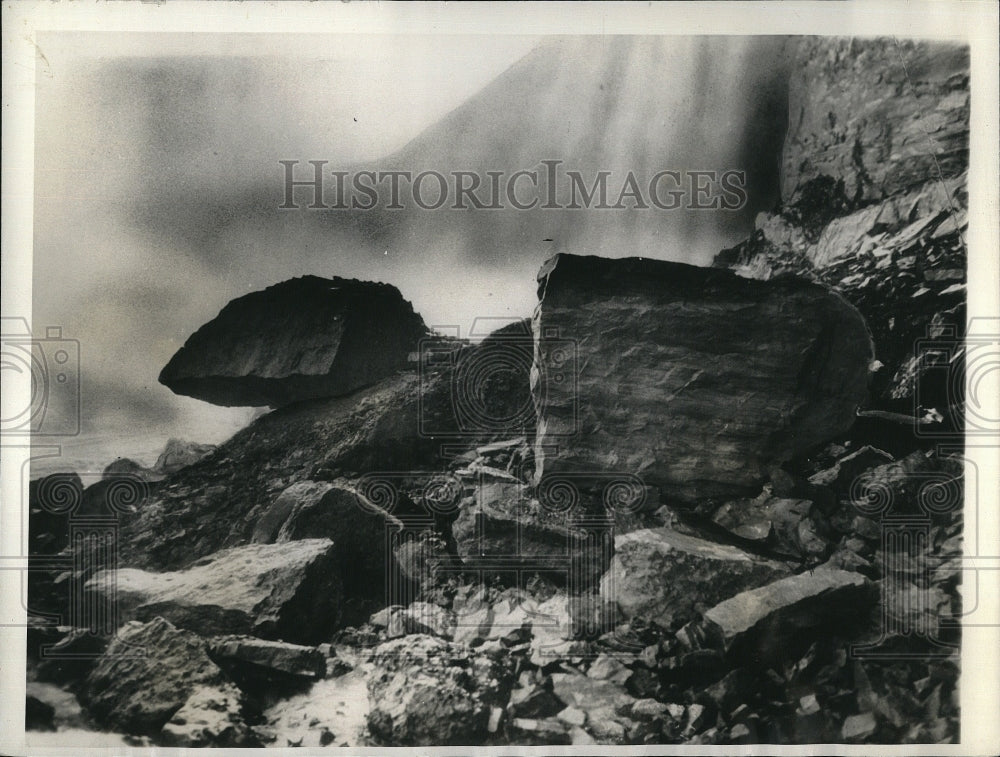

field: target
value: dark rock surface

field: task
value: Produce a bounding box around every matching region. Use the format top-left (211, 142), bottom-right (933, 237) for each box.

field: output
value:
top-left (208, 635), bottom-right (327, 680)
top-left (86, 539), bottom-right (342, 644)
top-left (154, 438), bottom-right (217, 473)
top-left (713, 38), bottom-right (969, 440)
top-left (781, 39), bottom-right (968, 208)
top-left (252, 481), bottom-right (398, 624)
top-left (81, 617), bottom-right (242, 736)
top-left (159, 275), bottom-right (428, 407)
top-left (532, 253), bottom-right (873, 502)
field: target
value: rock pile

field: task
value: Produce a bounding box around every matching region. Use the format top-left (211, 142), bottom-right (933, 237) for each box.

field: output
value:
top-left (26, 35), bottom-right (967, 748)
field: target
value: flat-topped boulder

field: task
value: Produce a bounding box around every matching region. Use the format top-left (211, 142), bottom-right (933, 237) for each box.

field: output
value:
top-left (159, 275), bottom-right (427, 407)
top-left (532, 254), bottom-right (873, 502)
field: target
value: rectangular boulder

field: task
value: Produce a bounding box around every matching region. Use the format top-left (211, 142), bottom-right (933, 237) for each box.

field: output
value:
top-left (532, 254), bottom-right (873, 502)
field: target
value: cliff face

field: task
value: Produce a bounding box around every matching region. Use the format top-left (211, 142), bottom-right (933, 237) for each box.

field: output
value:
top-left (715, 37), bottom-right (969, 433)
top-left (781, 38), bottom-right (969, 209)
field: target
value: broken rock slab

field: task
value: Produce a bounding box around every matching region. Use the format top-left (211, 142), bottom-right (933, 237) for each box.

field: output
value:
top-left (694, 568), bottom-right (877, 663)
top-left (601, 528), bottom-right (790, 630)
top-left (253, 481), bottom-right (398, 623)
top-left (532, 254), bottom-right (873, 503)
top-left (208, 635), bottom-right (327, 680)
top-left (85, 539), bottom-right (342, 644)
top-left (159, 275), bottom-right (427, 407)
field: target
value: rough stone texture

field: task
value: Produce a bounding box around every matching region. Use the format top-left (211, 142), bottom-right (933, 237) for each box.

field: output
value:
top-left (252, 481), bottom-right (398, 623)
top-left (154, 438), bottom-right (217, 474)
top-left (86, 539), bottom-right (342, 644)
top-left (366, 634), bottom-right (514, 746)
top-left (711, 493), bottom-right (827, 560)
top-left (601, 528), bottom-right (789, 630)
top-left (120, 349), bottom-right (519, 572)
top-left (81, 617), bottom-right (236, 736)
top-left (159, 275), bottom-right (427, 407)
top-left (160, 683), bottom-right (258, 747)
top-left (533, 253), bottom-right (873, 503)
top-left (782, 38), bottom-right (968, 208)
top-left (699, 568), bottom-right (877, 660)
top-left (208, 636), bottom-right (327, 680)
top-left (102, 458), bottom-right (166, 483)
top-left (713, 37), bottom-right (969, 433)
top-left (451, 475), bottom-right (612, 586)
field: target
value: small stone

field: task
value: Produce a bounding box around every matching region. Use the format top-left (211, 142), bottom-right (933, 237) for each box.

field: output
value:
top-left (557, 706), bottom-right (587, 727)
top-left (798, 693), bottom-right (821, 716)
top-left (842, 712), bottom-right (877, 742)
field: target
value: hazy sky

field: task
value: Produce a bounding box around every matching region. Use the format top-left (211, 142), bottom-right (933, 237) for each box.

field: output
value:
top-left (32, 33), bottom-right (790, 470)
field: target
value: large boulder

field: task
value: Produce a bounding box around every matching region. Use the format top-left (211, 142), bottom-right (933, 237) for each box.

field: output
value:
top-left (532, 253), bottom-right (873, 502)
top-left (86, 539), bottom-right (342, 643)
top-left (600, 528), bottom-right (790, 631)
top-left (159, 275), bottom-right (427, 407)
top-left (366, 634), bottom-right (515, 745)
top-left (81, 617), bottom-right (247, 738)
top-left (252, 481), bottom-right (398, 624)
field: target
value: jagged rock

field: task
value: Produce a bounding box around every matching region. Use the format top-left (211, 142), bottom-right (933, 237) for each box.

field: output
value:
top-left (782, 39), bottom-right (968, 208)
top-left (841, 711), bottom-right (878, 742)
top-left (808, 445), bottom-right (895, 499)
top-left (86, 539), bottom-right (342, 644)
top-left (399, 601), bottom-right (456, 639)
top-left (601, 529), bottom-right (789, 630)
top-left (848, 450), bottom-right (963, 516)
top-left (394, 534), bottom-right (452, 592)
top-left (549, 673), bottom-right (634, 717)
top-left (154, 438), bottom-right (216, 473)
top-left (451, 480), bottom-right (612, 586)
top-left (508, 682), bottom-right (565, 719)
top-left (711, 493), bottom-right (828, 560)
top-left (587, 654), bottom-right (632, 685)
top-left (159, 275), bottom-right (427, 407)
top-left (696, 568), bottom-right (877, 661)
top-left (366, 634), bottom-right (514, 746)
top-left (252, 481), bottom-right (397, 623)
top-left (532, 253), bottom-right (873, 503)
top-left (508, 717), bottom-right (572, 745)
top-left (102, 458), bottom-right (165, 483)
top-left (81, 618), bottom-right (239, 736)
top-left (160, 683), bottom-right (258, 747)
top-left (208, 635), bottom-right (327, 680)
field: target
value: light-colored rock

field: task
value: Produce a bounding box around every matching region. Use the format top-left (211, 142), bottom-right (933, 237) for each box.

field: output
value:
top-left (85, 539), bottom-right (342, 644)
top-left (700, 568), bottom-right (876, 658)
top-left (366, 634), bottom-right (514, 746)
top-left (160, 683), bottom-right (257, 747)
top-left (601, 528), bottom-right (789, 630)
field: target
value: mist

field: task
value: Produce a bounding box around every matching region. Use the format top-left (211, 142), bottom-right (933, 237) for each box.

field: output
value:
top-left (32, 34), bottom-right (792, 472)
